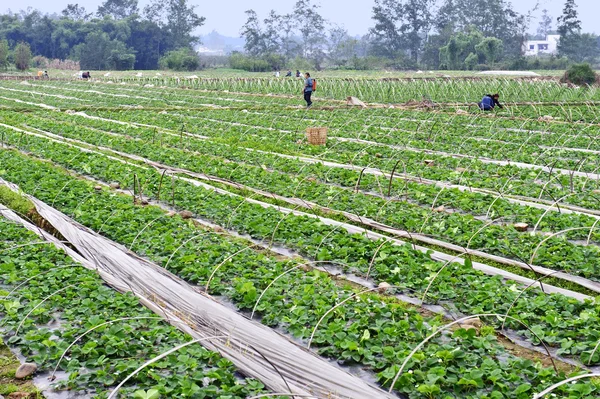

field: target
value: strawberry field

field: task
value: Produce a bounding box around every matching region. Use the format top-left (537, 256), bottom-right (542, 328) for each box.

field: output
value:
top-left (1, 76), bottom-right (600, 398)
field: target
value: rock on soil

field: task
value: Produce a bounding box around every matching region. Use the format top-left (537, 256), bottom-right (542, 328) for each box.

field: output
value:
top-left (179, 210), bottom-right (194, 219)
top-left (8, 393), bottom-right (32, 399)
top-left (461, 317), bottom-right (482, 331)
top-left (15, 362), bottom-right (37, 379)
top-left (378, 282), bottom-right (392, 293)
top-left (513, 223), bottom-right (529, 232)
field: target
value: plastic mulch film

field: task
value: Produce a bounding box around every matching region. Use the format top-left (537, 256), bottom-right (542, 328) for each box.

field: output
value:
top-left (0, 179), bottom-right (396, 399)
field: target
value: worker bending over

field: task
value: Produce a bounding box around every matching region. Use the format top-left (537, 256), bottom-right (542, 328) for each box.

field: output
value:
top-left (478, 93), bottom-right (503, 111)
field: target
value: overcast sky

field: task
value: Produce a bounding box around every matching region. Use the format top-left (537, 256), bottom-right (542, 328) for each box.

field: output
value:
top-left (3, 0), bottom-right (599, 37)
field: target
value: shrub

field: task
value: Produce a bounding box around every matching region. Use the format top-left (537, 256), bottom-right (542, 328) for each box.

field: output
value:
top-left (561, 63), bottom-right (598, 86)
top-left (31, 56), bottom-right (49, 68)
top-left (159, 49), bottom-right (200, 71)
top-left (0, 40), bottom-right (10, 70)
top-left (14, 42), bottom-right (32, 71)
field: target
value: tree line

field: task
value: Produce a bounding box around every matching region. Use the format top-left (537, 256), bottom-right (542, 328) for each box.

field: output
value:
top-left (0, 0), bottom-right (598, 72)
top-left (238, 0), bottom-right (599, 71)
top-left (0, 0), bottom-right (204, 71)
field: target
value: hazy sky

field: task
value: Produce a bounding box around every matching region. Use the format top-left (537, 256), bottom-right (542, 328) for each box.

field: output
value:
top-left (4, 0), bottom-right (599, 37)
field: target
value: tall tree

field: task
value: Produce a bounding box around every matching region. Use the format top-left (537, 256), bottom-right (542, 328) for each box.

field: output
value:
top-left (536, 9), bottom-right (553, 38)
top-left (263, 10), bottom-right (282, 55)
top-left (14, 42), bottom-right (32, 70)
top-left (97, 0), bottom-right (139, 19)
top-left (74, 31), bottom-right (135, 69)
top-left (293, 0), bottom-right (326, 63)
top-left (61, 4), bottom-right (91, 21)
top-left (277, 14), bottom-right (298, 60)
top-left (557, 0), bottom-right (581, 59)
top-left (370, 0), bottom-right (434, 61)
top-left (144, 0), bottom-right (205, 50)
top-left (328, 26), bottom-right (358, 67)
top-left (557, 0), bottom-right (580, 37)
top-left (240, 9), bottom-right (265, 56)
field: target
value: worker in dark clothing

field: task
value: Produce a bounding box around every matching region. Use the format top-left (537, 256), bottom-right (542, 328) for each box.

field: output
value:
top-left (82, 71), bottom-right (91, 79)
top-left (296, 70), bottom-right (301, 78)
top-left (285, 70), bottom-right (292, 77)
top-left (478, 93), bottom-right (503, 111)
top-left (303, 72), bottom-right (313, 109)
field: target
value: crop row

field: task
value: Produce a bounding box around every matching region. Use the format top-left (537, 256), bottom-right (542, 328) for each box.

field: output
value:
top-left (0, 81), bottom-right (332, 109)
top-left (0, 213), bottom-right (274, 397)
top-left (93, 76), bottom-right (600, 104)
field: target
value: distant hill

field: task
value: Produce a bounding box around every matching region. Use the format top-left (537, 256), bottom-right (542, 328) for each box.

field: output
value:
top-left (198, 31), bottom-right (245, 55)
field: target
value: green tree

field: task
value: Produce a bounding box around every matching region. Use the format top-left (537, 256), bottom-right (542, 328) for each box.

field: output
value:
top-left (370, 0), bottom-right (435, 62)
top-left (293, 0), bottom-right (327, 66)
top-left (475, 37), bottom-right (503, 65)
top-left (557, 0), bottom-right (582, 60)
top-left (164, 0), bottom-right (205, 49)
top-left (536, 9), bottom-right (553, 38)
top-left (75, 31), bottom-right (135, 70)
top-left (240, 10), bottom-right (266, 57)
top-left (278, 14), bottom-right (299, 60)
top-left (435, 0), bottom-right (527, 58)
top-left (144, 0), bottom-right (205, 50)
top-left (14, 42), bottom-right (32, 71)
top-left (97, 0), bottom-right (139, 19)
top-left (61, 4), bottom-right (91, 21)
top-left (127, 18), bottom-right (163, 69)
top-left (555, 0), bottom-right (598, 62)
top-left (439, 28), bottom-right (484, 69)
top-left (464, 52), bottom-right (478, 70)
top-left (328, 26), bottom-right (358, 67)
top-left (0, 40), bottom-right (9, 70)
top-left (557, 0), bottom-right (581, 37)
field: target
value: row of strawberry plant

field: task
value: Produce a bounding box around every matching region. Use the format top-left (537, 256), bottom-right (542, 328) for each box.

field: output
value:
top-left (0, 215), bottom-right (275, 398)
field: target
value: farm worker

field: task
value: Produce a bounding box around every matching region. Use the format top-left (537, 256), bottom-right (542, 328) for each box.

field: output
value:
top-left (296, 70), bottom-right (301, 78)
top-left (275, 71), bottom-right (280, 78)
top-left (478, 93), bottom-right (503, 111)
top-left (303, 72), bottom-right (314, 109)
top-left (43, 70), bottom-right (48, 79)
top-left (37, 70), bottom-right (43, 78)
top-left (82, 71), bottom-right (91, 79)
top-left (285, 70), bottom-right (292, 77)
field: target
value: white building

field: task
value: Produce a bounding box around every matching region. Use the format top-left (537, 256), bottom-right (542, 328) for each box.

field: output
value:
top-left (522, 35), bottom-right (560, 56)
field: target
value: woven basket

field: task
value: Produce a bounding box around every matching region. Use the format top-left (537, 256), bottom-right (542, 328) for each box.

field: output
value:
top-left (306, 127), bottom-right (328, 145)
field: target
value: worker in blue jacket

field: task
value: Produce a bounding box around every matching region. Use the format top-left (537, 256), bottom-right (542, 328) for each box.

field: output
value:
top-left (478, 93), bottom-right (503, 111)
